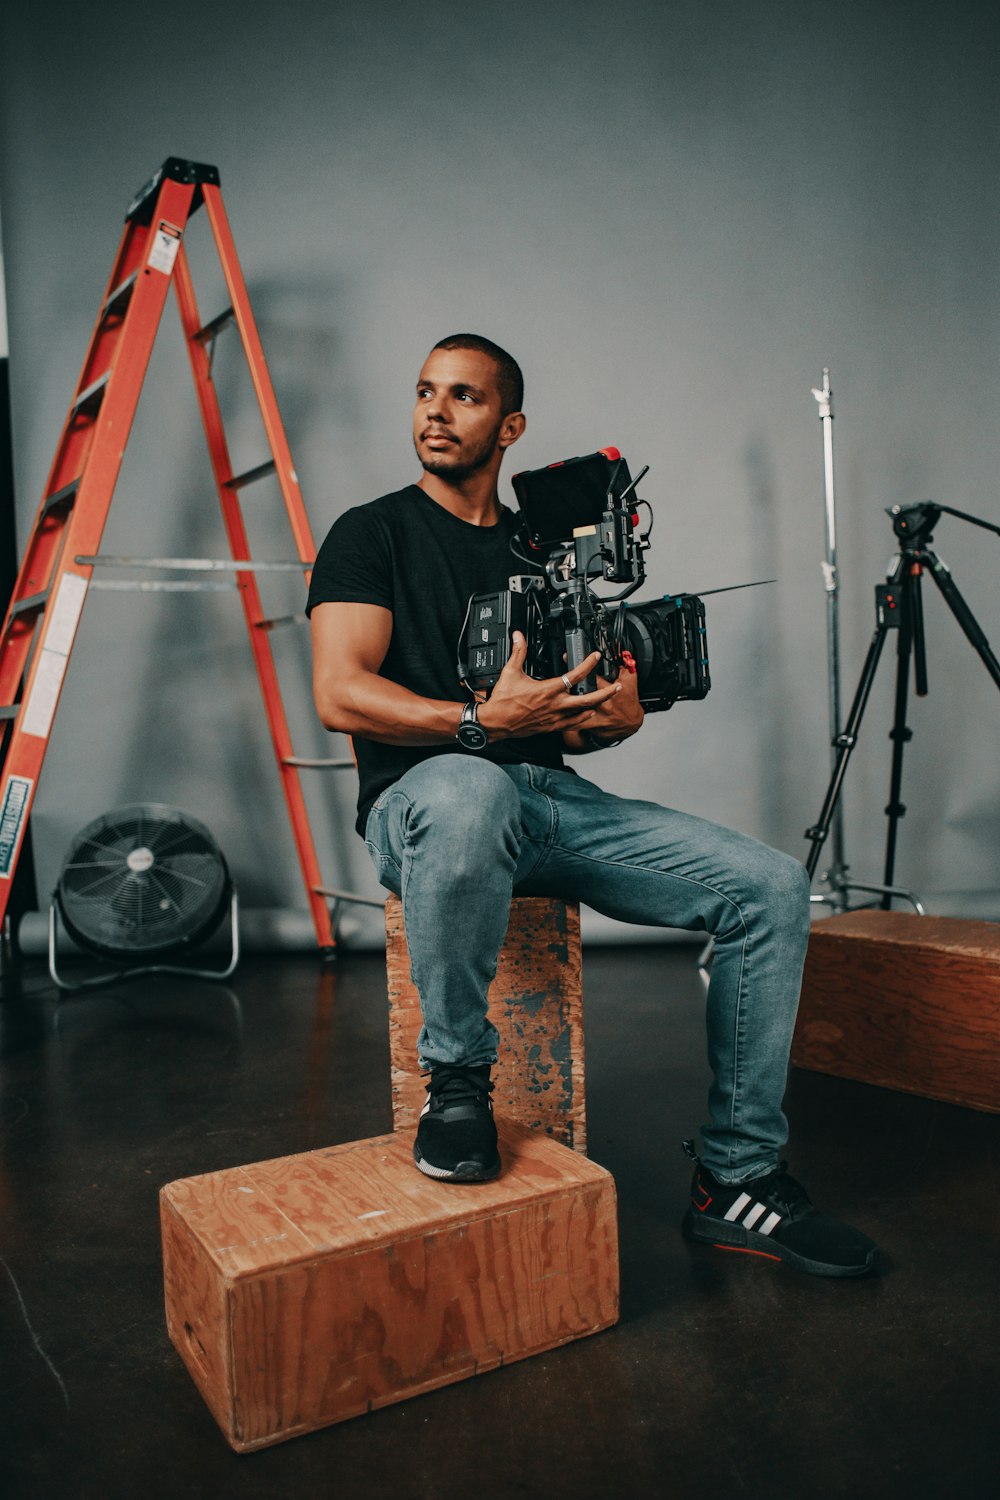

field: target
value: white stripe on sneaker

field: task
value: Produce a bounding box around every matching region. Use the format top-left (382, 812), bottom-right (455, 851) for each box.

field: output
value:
top-left (759, 1211), bottom-right (782, 1236)
top-left (724, 1192), bottom-right (752, 1222)
top-left (742, 1201), bottom-right (768, 1230)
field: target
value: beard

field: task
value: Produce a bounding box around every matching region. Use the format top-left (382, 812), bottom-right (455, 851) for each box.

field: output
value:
top-left (414, 424), bottom-right (501, 482)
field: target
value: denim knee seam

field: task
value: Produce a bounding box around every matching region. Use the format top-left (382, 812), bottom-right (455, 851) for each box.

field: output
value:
top-left (395, 791), bottom-right (420, 912)
top-left (539, 845), bottom-right (748, 927)
top-left (721, 906), bottom-right (751, 1171)
top-left (517, 766), bottom-right (560, 860)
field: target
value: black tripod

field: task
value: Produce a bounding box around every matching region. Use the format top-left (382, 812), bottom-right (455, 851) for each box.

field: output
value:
top-left (805, 501), bottom-right (1000, 907)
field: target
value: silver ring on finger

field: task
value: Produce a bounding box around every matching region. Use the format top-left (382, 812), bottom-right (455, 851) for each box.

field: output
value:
top-left (561, 673), bottom-right (573, 691)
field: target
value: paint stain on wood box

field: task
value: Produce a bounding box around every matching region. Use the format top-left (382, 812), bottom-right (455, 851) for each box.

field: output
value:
top-left (161, 1127), bottom-right (619, 1451)
top-left (385, 894), bottom-right (587, 1151)
top-left (793, 911), bottom-right (1000, 1113)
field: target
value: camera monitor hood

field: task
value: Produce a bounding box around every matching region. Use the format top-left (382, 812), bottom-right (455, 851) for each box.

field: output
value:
top-left (511, 447), bottom-right (632, 550)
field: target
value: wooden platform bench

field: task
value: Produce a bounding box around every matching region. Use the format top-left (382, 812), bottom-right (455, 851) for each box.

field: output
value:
top-left (792, 911), bottom-right (1000, 1113)
top-left (161, 1127), bottom-right (619, 1450)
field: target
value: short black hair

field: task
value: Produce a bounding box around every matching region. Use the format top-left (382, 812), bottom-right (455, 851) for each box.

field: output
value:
top-left (431, 333), bottom-right (524, 416)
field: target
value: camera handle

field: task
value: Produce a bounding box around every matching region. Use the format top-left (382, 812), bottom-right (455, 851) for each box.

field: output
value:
top-left (542, 523), bottom-right (649, 694)
top-left (542, 575), bottom-right (603, 693)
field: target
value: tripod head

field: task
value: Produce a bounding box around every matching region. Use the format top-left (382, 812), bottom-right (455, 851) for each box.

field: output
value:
top-left (888, 499), bottom-right (1000, 551)
top-left (889, 502), bottom-right (941, 549)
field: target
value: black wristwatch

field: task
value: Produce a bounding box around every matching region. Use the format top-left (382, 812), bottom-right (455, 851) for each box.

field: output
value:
top-left (456, 700), bottom-right (489, 750)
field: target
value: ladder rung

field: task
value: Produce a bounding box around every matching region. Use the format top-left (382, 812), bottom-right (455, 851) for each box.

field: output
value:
top-left (283, 757), bottom-right (355, 769)
top-left (313, 885), bottom-right (386, 910)
top-left (255, 612), bottom-right (307, 630)
top-left (89, 579), bottom-right (238, 593)
top-left (76, 555), bottom-right (311, 572)
top-left (226, 460), bottom-right (276, 491)
top-left (101, 272), bottom-right (138, 320)
top-left (0, 705), bottom-right (19, 722)
top-left (193, 306), bottom-right (235, 344)
top-left (71, 372), bottom-right (111, 417)
top-left (10, 589), bottom-right (50, 621)
top-left (42, 479), bottom-right (81, 519)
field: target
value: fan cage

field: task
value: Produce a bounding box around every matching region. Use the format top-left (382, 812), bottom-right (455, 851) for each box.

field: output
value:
top-left (55, 804), bottom-right (231, 961)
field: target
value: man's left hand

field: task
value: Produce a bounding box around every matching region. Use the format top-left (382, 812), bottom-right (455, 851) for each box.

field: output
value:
top-left (562, 667), bottom-right (644, 752)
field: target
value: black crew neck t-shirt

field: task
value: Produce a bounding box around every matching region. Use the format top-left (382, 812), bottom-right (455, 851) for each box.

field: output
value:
top-left (306, 485), bottom-right (566, 835)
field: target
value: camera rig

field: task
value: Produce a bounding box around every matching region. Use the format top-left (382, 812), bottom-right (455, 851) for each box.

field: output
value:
top-left (457, 448), bottom-right (711, 714)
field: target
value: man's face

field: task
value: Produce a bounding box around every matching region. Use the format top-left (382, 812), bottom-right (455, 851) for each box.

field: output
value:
top-left (412, 347), bottom-right (514, 482)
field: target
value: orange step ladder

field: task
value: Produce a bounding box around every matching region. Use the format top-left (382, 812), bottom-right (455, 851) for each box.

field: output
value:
top-left (0, 157), bottom-right (370, 957)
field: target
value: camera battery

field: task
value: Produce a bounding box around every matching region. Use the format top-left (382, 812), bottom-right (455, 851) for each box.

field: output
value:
top-left (463, 590), bottom-right (529, 692)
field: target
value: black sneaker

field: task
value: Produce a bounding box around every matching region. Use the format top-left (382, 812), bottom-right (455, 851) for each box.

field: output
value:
top-left (413, 1064), bottom-right (501, 1183)
top-left (680, 1141), bottom-right (878, 1278)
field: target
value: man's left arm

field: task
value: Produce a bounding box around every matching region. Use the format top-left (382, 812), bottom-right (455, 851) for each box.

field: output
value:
top-left (562, 666), bottom-right (644, 754)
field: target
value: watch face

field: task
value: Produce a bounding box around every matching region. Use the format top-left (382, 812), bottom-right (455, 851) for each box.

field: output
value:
top-left (457, 720), bottom-right (489, 751)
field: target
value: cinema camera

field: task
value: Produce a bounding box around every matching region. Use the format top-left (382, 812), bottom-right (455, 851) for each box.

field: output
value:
top-left (457, 448), bottom-right (710, 713)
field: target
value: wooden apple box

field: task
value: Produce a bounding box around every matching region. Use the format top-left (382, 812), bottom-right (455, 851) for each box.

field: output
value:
top-left (161, 1126), bottom-right (619, 1451)
top-left (385, 894), bottom-right (587, 1151)
top-left (793, 911), bottom-right (1000, 1113)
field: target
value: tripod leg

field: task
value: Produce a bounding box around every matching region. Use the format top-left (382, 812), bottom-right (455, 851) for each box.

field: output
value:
top-left (805, 618), bottom-right (893, 879)
top-left (910, 561), bottom-right (928, 697)
top-left (882, 569), bottom-right (918, 902)
top-left (925, 549), bottom-right (1000, 691)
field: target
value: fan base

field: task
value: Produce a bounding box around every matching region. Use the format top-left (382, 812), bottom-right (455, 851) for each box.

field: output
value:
top-left (47, 890), bottom-right (240, 994)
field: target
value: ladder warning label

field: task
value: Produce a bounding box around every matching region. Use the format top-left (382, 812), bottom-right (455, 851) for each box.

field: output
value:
top-left (0, 776), bottom-right (33, 880)
top-left (21, 572), bottom-right (87, 739)
top-left (45, 571), bottom-right (88, 655)
top-left (147, 221), bottom-right (182, 276)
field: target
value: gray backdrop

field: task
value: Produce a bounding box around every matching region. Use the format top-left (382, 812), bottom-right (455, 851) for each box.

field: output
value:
top-left (2, 0), bottom-right (998, 947)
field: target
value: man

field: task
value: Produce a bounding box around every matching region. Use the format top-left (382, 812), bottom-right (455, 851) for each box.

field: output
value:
top-left (307, 333), bottom-right (877, 1279)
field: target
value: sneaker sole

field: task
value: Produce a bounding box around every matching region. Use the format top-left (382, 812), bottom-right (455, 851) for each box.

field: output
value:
top-left (413, 1144), bottom-right (501, 1183)
top-left (681, 1208), bottom-right (877, 1278)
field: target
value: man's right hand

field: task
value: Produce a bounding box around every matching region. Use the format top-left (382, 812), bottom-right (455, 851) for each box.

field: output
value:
top-left (477, 632), bottom-right (622, 740)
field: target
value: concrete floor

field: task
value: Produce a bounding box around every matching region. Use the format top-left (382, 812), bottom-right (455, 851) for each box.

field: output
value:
top-left (1, 943), bottom-right (997, 1500)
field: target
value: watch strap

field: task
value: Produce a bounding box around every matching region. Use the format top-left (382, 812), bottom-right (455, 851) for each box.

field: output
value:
top-left (579, 729), bottom-right (627, 750)
top-left (456, 699), bottom-right (489, 749)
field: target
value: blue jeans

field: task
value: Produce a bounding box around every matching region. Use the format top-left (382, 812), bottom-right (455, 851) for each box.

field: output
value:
top-left (365, 755), bottom-right (811, 1184)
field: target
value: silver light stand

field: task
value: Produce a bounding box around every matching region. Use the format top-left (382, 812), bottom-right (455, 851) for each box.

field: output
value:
top-left (808, 369), bottom-right (924, 915)
top-left (810, 370), bottom-right (848, 910)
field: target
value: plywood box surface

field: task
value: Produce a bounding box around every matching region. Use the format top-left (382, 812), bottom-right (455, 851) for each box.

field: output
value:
top-left (161, 1127), bottom-right (619, 1451)
top-left (386, 894), bottom-right (587, 1150)
top-left (793, 912), bottom-right (1000, 1113)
